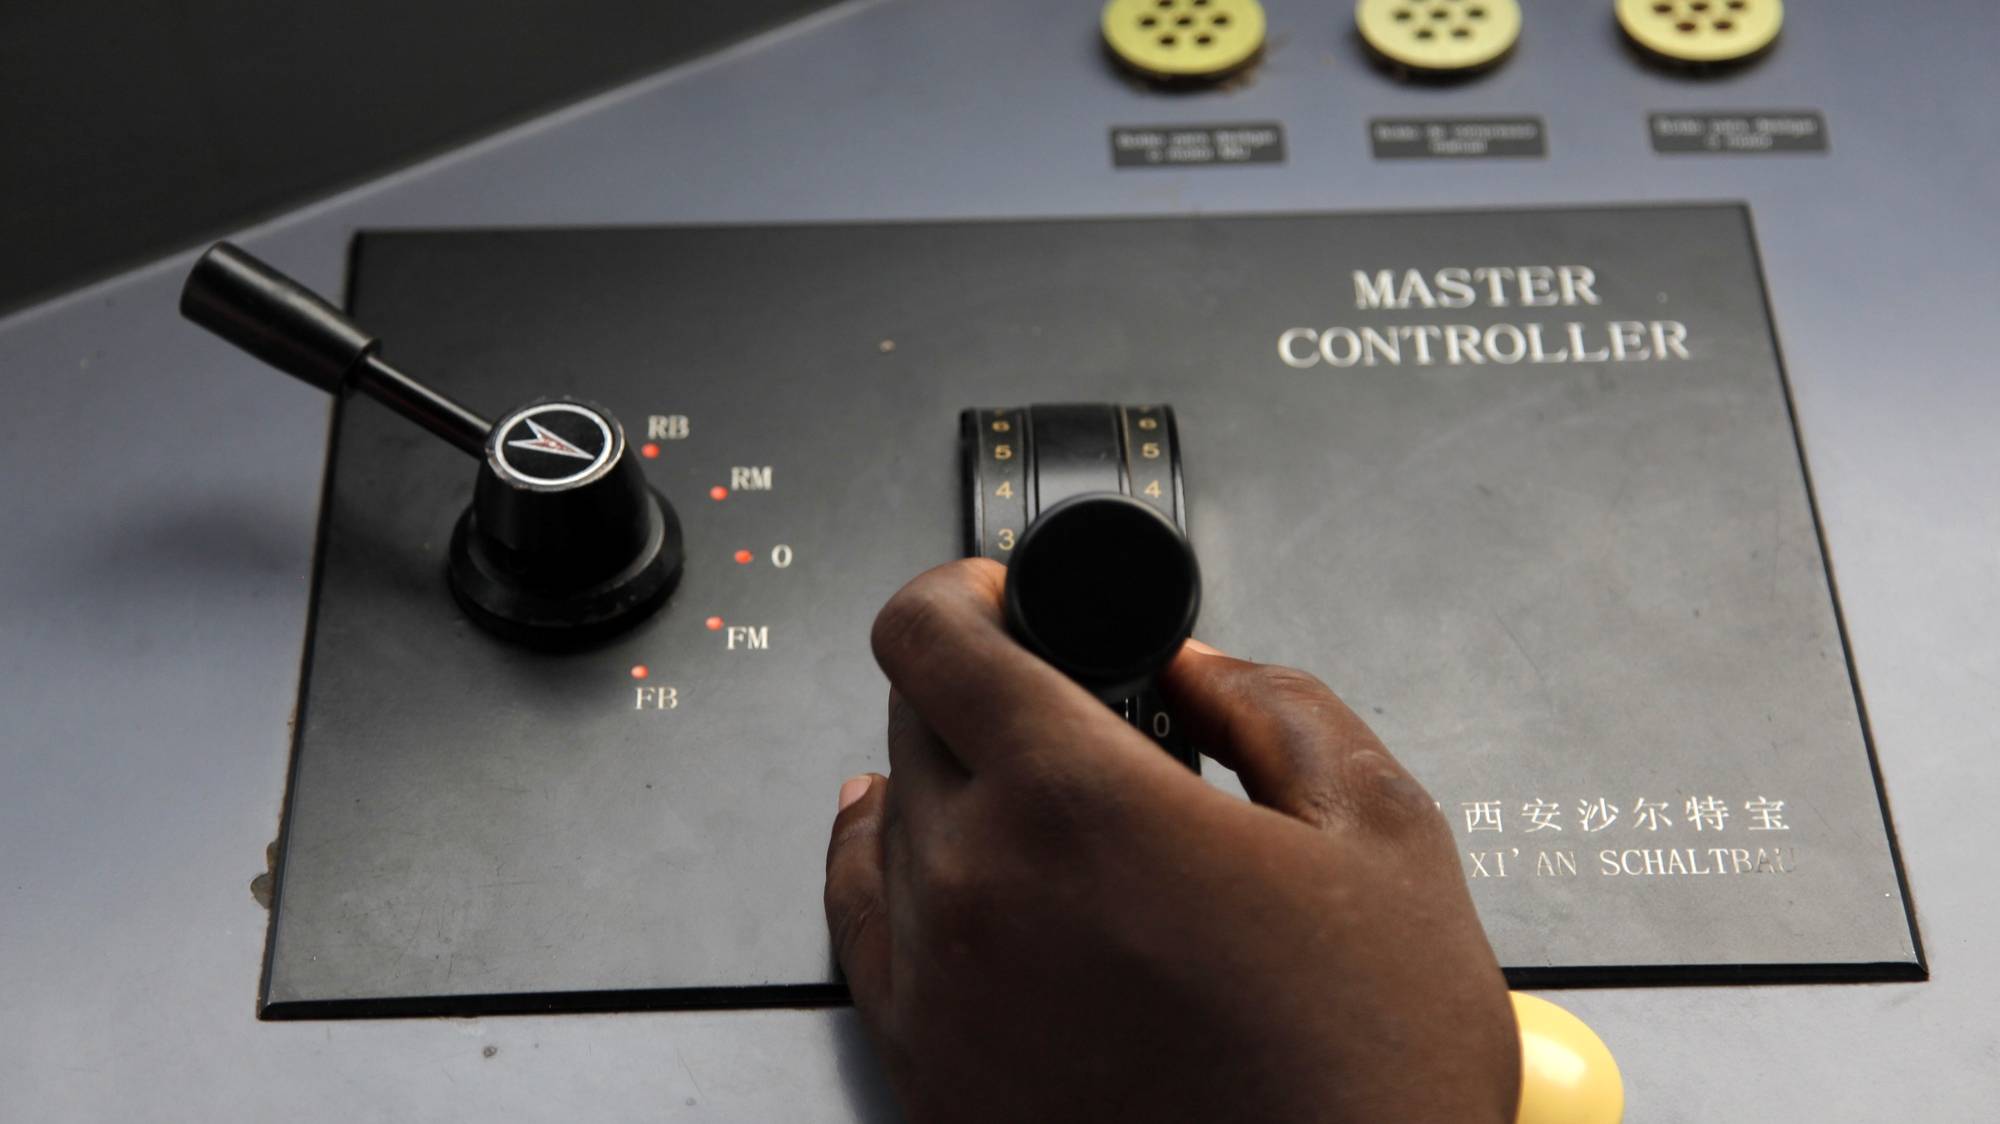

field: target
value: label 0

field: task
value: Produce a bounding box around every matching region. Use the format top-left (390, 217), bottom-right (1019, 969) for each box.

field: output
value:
top-left (1370, 117), bottom-right (1546, 159)
top-left (1649, 110), bottom-right (1828, 155)
top-left (1110, 122), bottom-right (1286, 169)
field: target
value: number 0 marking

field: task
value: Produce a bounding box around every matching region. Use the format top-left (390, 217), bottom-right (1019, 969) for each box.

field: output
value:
top-left (1152, 711), bottom-right (1171, 737)
top-left (771, 544), bottom-right (794, 568)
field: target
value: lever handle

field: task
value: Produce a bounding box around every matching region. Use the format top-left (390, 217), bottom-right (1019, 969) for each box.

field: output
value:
top-left (181, 241), bottom-right (374, 394)
top-left (180, 242), bottom-right (492, 456)
top-left (1004, 492), bottom-right (1201, 702)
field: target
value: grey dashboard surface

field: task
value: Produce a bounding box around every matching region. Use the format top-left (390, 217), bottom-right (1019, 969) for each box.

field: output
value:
top-left (2, 0), bottom-right (1995, 1120)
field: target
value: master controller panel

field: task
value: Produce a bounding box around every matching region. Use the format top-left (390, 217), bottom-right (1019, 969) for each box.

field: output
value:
top-left (226, 209), bottom-right (1916, 1018)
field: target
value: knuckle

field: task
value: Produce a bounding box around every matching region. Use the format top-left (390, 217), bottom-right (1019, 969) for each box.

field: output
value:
top-left (1237, 665), bottom-right (1443, 836)
top-left (914, 844), bottom-right (987, 921)
top-left (870, 580), bottom-right (956, 671)
top-left (1289, 784), bottom-right (1355, 830)
top-left (1339, 748), bottom-right (1444, 835)
top-left (996, 748), bottom-right (1078, 803)
top-left (998, 754), bottom-right (1111, 843)
top-left (824, 879), bottom-right (880, 959)
top-left (826, 809), bottom-right (877, 867)
top-left (824, 868), bottom-right (888, 977)
top-left (885, 695), bottom-right (927, 746)
top-left (1250, 665), bottom-right (1339, 709)
top-left (1243, 667), bottom-right (1355, 745)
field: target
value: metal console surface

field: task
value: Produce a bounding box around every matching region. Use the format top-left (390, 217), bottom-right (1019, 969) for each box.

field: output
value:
top-left (2, 0), bottom-right (1996, 1120)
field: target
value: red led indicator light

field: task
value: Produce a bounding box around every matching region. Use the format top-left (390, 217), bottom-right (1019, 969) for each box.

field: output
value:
top-left (710, 485), bottom-right (729, 501)
top-left (629, 664), bottom-right (649, 680)
top-left (640, 442), bottom-right (660, 459)
top-left (705, 616), bottom-right (725, 631)
top-left (733, 549), bottom-right (754, 565)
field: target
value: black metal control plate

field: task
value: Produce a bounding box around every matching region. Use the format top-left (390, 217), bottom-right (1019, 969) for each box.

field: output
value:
top-left (261, 209), bottom-right (1919, 1018)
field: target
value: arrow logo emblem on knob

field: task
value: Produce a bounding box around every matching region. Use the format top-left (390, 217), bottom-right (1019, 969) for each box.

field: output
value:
top-left (506, 418), bottom-right (596, 461)
top-left (492, 401), bottom-right (617, 488)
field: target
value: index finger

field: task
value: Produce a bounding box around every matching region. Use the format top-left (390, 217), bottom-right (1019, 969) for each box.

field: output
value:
top-left (869, 558), bottom-right (1164, 777)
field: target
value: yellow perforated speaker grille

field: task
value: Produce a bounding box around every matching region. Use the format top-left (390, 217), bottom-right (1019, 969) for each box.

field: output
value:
top-left (1617, 0), bottom-right (1782, 64)
top-left (1356, 0), bottom-right (1522, 74)
top-left (1102, 0), bottom-right (1267, 81)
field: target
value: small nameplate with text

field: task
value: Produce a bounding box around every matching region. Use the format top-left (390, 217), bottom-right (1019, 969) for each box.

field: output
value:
top-left (1110, 122), bottom-right (1286, 169)
top-left (1649, 110), bottom-right (1828, 154)
top-left (1370, 117), bottom-right (1547, 159)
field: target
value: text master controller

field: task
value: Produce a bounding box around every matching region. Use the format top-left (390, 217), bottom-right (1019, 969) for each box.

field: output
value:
top-left (182, 243), bottom-right (1200, 760)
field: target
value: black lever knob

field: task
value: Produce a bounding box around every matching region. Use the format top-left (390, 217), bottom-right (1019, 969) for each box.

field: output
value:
top-left (1003, 492), bottom-right (1201, 701)
top-left (180, 242), bottom-right (682, 646)
top-left (448, 398), bottom-right (682, 645)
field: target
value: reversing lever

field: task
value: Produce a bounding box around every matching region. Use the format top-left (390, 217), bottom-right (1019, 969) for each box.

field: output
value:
top-left (180, 242), bottom-right (683, 647)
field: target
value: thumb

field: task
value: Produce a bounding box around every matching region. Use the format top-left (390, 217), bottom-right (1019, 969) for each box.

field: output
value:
top-left (1160, 642), bottom-right (1434, 836)
top-left (823, 773), bottom-right (893, 1010)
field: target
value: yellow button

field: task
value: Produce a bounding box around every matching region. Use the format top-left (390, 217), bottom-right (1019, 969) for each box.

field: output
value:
top-left (1356, 0), bottom-right (1522, 75)
top-left (1512, 993), bottom-right (1624, 1124)
top-left (1617, 0), bottom-right (1782, 65)
top-left (1102, 0), bottom-right (1267, 82)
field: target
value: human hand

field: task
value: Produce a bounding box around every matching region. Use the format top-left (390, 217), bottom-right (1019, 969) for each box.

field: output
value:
top-left (825, 558), bottom-right (1518, 1123)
